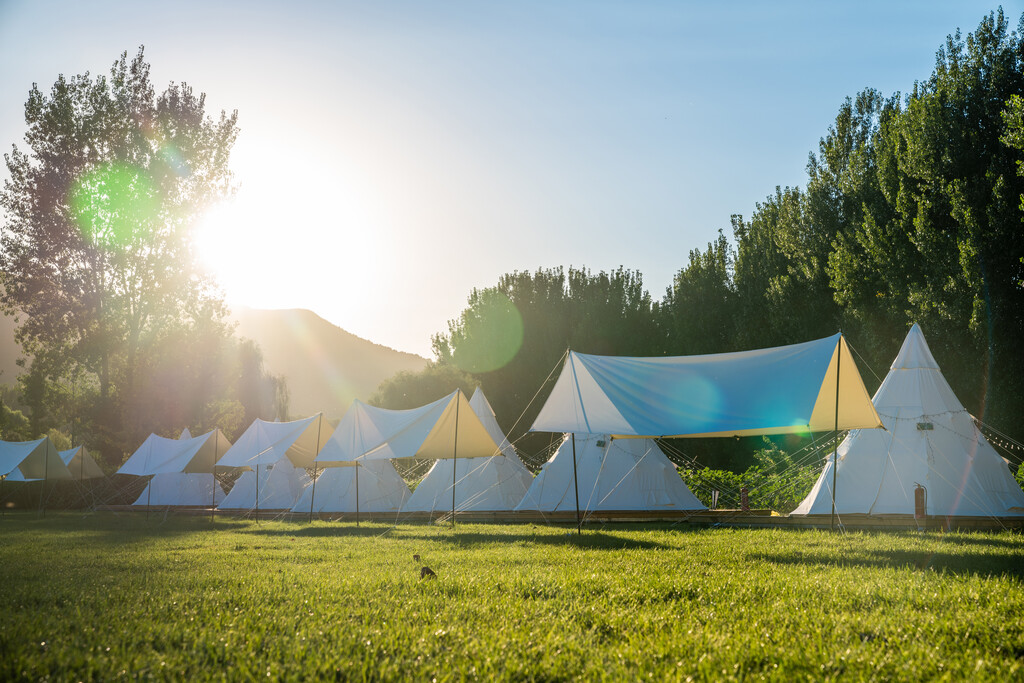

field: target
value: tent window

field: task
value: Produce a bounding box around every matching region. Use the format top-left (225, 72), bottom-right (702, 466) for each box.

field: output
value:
top-left (917, 422), bottom-right (934, 431)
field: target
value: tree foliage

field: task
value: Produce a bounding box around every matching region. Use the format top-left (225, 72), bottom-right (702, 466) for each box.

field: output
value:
top-left (0, 48), bottom-right (284, 463)
top-left (385, 10), bottom-right (1024, 474)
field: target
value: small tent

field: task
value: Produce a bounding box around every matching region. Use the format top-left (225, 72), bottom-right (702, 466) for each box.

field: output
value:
top-left (291, 460), bottom-right (409, 514)
top-left (0, 437), bottom-right (72, 481)
top-left (401, 389), bottom-right (532, 513)
top-left (59, 446), bottom-right (105, 480)
top-left (515, 434), bottom-right (706, 512)
top-left (219, 457), bottom-right (310, 510)
top-left (793, 324), bottom-right (1024, 518)
top-left (132, 473), bottom-right (225, 507)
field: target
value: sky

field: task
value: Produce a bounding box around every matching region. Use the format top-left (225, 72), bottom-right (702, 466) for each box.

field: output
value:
top-left (0, 1), bottom-right (1019, 358)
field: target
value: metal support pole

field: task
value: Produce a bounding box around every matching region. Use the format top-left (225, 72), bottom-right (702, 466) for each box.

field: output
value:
top-left (255, 463), bottom-right (260, 523)
top-left (451, 391), bottom-right (460, 528)
top-left (309, 414), bottom-right (323, 523)
top-left (830, 335), bottom-right (843, 532)
top-left (355, 465), bottom-right (360, 527)
top-left (571, 434), bottom-right (581, 535)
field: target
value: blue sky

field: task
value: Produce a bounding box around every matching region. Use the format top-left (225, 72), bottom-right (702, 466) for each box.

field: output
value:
top-left (0, 1), bottom-right (1018, 356)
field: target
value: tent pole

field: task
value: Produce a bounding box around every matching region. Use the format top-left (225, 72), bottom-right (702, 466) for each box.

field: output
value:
top-left (452, 391), bottom-right (460, 528)
top-left (355, 465), bottom-right (360, 527)
top-left (2, 474), bottom-right (6, 517)
top-left (831, 335), bottom-right (842, 532)
top-left (571, 433), bottom-right (581, 535)
top-left (309, 414), bottom-right (323, 523)
top-left (211, 432), bottom-right (219, 524)
top-left (255, 463), bottom-right (260, 524)
top-left (146, 474), bottom-right (152, 520)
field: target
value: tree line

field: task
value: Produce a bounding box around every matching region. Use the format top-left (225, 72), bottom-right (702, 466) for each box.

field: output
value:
top-left (376, 10), bottom-right (1024, 471)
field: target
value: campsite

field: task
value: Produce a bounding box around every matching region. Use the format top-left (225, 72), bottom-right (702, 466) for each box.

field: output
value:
top-left (3, 3), bottom-right (1024, 681)
top-left (2, 516), bottom-right (1023, 681)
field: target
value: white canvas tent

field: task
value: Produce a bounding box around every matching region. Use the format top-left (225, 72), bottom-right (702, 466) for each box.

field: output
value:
top-left (119, 428), bottom-right (231, 475)
top-left (356, 390), bottom-right (501, 462)
top-left (291, 460), bottom-right (409, 514)
top-left (401, 389), bottom-right (532, 513)
top-left (794, 325), bottom-right (1024, 518)
top-left (216, 414), bottom-right (330, 469)
top-left (0, 437), bottom-right (72, 481)
top-left (219, 457), bottom-right (310, 510)
top-left (132, 473), bottom-right (225, 507)
top-left (59, 446), bottom-right (105, 480)
top-left (515, 434), bottom-right (706, 512)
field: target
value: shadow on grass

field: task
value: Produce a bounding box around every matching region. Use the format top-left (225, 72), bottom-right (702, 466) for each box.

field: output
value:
top-left (238, 523), bottom-right (674, 550)
top-left (750, 546), bottom-right (1024, 579)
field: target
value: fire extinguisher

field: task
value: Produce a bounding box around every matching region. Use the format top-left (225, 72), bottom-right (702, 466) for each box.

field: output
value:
top-left (914, 483), bottom-right (927, 520)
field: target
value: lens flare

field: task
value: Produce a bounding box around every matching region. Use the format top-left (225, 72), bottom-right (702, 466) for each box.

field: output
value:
top-left (452, 291), bottom-right (524, 374)
top-left (70, 163), bottom-right (160, 248)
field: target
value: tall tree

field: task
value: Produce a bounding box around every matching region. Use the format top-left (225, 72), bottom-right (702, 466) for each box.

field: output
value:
top-left (0, 48), bottom-right (240, 462)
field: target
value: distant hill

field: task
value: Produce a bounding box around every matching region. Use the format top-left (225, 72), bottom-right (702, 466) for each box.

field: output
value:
top-left (0, 308), bottom-right (429, 418)
top-left (231, 307), bottom-right (429, 418)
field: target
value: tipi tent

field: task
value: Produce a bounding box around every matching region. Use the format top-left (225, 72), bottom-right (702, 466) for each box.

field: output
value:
top-left (59, 446), bottom-right (105, 480)
top-left (291, 460), bottom-right (409, 514)
top-left (219, 457), bottom-right (311, 510)
top-left (401, 389), bottom-right (532, 513)
top-left (793, 324), bottom-right (1024, 518)
top-left (132, 473), bottom-right (225, 507)
top-left (515, 434), bottom-right (706, 512)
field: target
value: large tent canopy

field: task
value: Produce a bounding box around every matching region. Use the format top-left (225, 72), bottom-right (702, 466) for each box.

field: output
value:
top-left (531, 333), bottom-right (882, 438)
top-left (119, 429), bottom-right (232, 475)
top-left (0, 437), bottom-right (71, 481)
top-left (794, 324), bottom-right (1024, 517)
top-left (349, 390), bottom-right (500, 462)
top-left (216, 414), bottom-right (330, 469)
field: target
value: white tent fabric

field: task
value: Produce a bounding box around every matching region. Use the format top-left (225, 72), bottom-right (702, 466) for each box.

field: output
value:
top-left (401, 455), bottom-right (534, 512)
top-left (132, 473), bottom-right (225, 507)
top-left (119, 429), bottom-right (232, 475)
top-left (218, 457), bottom-right (310, 510)
top-left (400, 387), bottom-right (533, 513)
top-left (314, 399), bottom-right (428, 464)
top-left (469, 388), bottom-right (519, 458)
top-left (0, 437), bottom-right (71, 481)
top-left (352, 390), bottom-right (501, 462)
top-left (793, 324), bottom-right (1024, 517)
top-left (291, 460), bottom-right (410, 513)
top-left (531, 334), bottom-right (882, 438)
top-left (515, 434), bottom-right (706, 512)
top-left (216, 415), bottom-right (330, 469)
top-left (60, 446), bottom-right (105, 479)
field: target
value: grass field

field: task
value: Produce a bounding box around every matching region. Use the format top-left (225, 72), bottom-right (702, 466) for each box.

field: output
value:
top-left (0, 515), bottom-right (1022, 681)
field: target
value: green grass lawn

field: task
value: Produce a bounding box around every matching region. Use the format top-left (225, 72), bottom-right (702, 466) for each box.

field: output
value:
top-left (0, 515), bottom-right (1022, 681)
